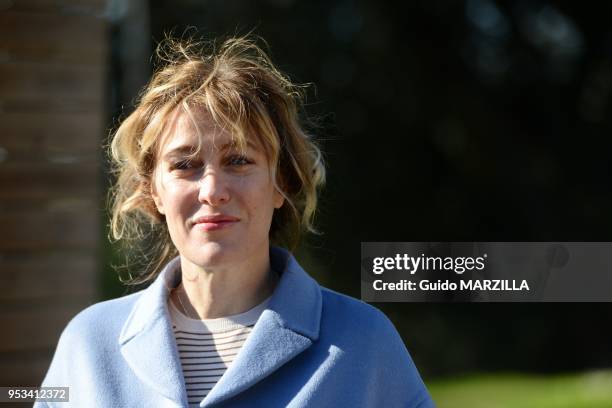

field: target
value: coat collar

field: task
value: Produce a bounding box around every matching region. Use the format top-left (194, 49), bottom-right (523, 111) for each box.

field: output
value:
top-left (118, 247), bottom-right (322, 407)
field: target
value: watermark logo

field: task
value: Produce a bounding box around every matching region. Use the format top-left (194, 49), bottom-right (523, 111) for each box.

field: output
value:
top-left (361, 242), bottom-right (610, 302)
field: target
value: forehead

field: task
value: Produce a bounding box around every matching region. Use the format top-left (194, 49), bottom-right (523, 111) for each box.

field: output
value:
top-left (158, 106), bottom-right (230, 154)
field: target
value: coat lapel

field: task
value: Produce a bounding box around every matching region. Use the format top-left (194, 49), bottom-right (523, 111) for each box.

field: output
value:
top-left (201, 247), bottom-right (322, 407)
top-left (117, 248), bottom-right (322, 407)
top-left (118, 258), bottom-right (189, 407)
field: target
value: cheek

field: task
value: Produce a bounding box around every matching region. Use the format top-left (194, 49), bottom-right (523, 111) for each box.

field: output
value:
top-left (236, 178), bottom-right (277, 217)
top-left (160, 181), bottom-right (198, 221)
top-left (249, 186), bottom-right (279, 221)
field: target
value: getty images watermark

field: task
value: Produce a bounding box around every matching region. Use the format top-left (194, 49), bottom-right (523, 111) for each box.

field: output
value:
top-left (361, 242), bottom-right (612, 302)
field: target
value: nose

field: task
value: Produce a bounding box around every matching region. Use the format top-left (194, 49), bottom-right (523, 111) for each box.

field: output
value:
top-left (198, 170), bottom-right (230, 206)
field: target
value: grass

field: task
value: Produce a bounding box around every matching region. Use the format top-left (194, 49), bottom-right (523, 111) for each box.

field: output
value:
top-left (428, 371), bottom-right (612, 408)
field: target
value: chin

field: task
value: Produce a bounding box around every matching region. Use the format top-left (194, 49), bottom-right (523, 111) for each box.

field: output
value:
top-left (188, 240), bottom-right (241, 267)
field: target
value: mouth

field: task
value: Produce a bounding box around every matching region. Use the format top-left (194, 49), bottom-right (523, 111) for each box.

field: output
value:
top-left (192, 215), bottom-right (240, 232)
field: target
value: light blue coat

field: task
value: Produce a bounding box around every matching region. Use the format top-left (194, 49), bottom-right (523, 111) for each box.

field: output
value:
top-left (37, 247), bottom-right (435, 407)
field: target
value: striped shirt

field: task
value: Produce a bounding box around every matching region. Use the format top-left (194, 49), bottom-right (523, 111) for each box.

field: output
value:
top-left (168, 296), bottom-right (270, 407)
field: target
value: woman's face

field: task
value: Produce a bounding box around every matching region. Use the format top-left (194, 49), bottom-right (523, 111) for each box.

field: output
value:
top-left (151, 108), bottom-right (284, 269)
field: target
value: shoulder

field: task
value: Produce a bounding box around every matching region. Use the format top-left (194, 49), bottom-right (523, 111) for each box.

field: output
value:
top-left (320, 286), bottom-right (399, 336)
top-left (321, 287), bottom-right (434, 408)
top-left (57, 290), bottom-right (143, 349)
top-left (41, 290), bottom-right (146, 388)
top-left (318, 286), bottom-right (410, 359)
top-left (317, 286), bottom-right (435, 407)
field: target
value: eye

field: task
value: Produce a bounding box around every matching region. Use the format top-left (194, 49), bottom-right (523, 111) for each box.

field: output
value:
top-left (170, 159), bottom-right (200, 171)
top-left (226, 155), bottom-right (252, 166)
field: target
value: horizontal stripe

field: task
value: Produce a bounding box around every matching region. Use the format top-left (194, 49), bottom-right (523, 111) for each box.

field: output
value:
top-left (179, 350), bottom-right (239, 355)
top-left (189, 397), bottom-right (208, 401)
top-left (181, 361), bottom-right (234, 367)
top-left (183, 364), bottom-right (227, 372)
top-left (178, 346), bottom-right (240, 354)
top-left (179, 355), bottom-right (236, 363)
top-left (179, 353), bottom-right (238, 360)
top-left (181, 362), bottom-right (235, 370)
top-left (187, 390), bottom-right (214, 394)
top-left (186, 381), bottom-right (222, 387)
top-left (188, 389), bottom-right (214, 394)
top-left (181, 359), bottom-right (234, 370)
top-left (180, 358), bottom-right (236, 365)
top-left (184, 370), bottom-right (226, 378)
top-left (185, 375), bottom-right (223, 385)
top-left (176, 343), bottom-right (244, 352)
top-left (175, 334), bottom-right (250, 347)
top-left (178, 351), bottom-right (235, 359)
top-left (188, 392), bottom-right (210, 396)
top-left (174, 325), bottom-right (254, 337)
top-left (183, 367), bottom-right (227, 375)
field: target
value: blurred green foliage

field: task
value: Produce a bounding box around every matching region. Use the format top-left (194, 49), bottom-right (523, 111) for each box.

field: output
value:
top-left (429, 371), bottom-right (612, 408)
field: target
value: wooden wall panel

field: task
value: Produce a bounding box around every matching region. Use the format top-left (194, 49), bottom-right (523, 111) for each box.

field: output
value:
top-left (0, 0), bottom-right (106, 14)
top-left (0, 62), bottom-right (105, 112)
top-left (0, 162), bottom-right (99, 201)
top-left (0, 11), bottom-right (106, 64)
top-left (0, 351), bottom-right (56, 386)
top-left (0, 253), bottom-right (98, 300)
top-left (0, 112), bottom-right (104, 154)
top-left (0, 304), bottom-right (85, 352)
top-left (0, 0), bottom-right (107, 387)
top-left (0, 210), bottom-right (99, 250)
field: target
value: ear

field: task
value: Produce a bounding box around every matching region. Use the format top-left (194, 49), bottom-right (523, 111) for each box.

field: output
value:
top-left (273, 188), bottom-right (285, 209)
top-left (150, 175), bottom-right (165, 215)
top-left (270, 170), bottom-right (286, 209)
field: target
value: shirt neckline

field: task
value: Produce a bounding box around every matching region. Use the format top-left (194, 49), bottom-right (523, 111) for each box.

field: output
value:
top-left (168, 294), bottom-right (271, 333)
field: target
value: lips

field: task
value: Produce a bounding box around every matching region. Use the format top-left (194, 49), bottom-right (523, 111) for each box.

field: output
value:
top-left (192, 214), bottom-right (240, 231)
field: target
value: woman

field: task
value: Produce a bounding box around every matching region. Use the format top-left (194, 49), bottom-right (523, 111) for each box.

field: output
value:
top-left (37, 36), bottom-right (434, 407)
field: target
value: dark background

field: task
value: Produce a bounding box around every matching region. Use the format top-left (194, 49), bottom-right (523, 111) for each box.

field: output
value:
top-left (107, 0), bottom-right (612, 379)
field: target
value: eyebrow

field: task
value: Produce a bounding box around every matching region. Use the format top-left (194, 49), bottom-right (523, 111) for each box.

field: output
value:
top-left (162, 140), bottom-right (258, 160)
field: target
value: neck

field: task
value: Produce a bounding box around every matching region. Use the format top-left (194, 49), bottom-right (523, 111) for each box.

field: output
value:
top-left (173, 248), bottom-right (278, 319)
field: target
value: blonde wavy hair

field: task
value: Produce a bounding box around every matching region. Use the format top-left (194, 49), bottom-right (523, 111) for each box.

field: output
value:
top-left (108, 35), bottom-right (325, 285)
